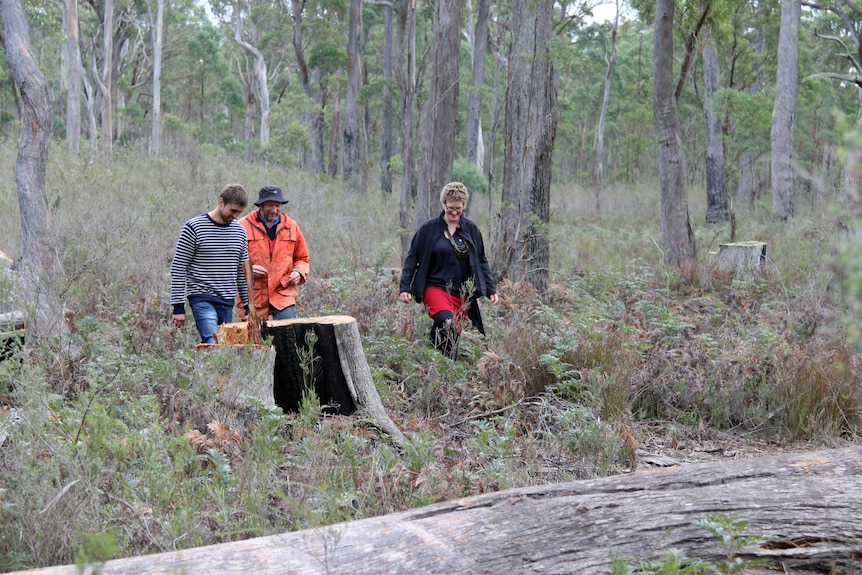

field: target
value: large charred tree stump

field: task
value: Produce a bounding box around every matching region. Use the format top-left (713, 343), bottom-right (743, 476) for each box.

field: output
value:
top-left (218, 315), bottom-right (404, 441)
top-left (15, 447), bottom-right (862, 575)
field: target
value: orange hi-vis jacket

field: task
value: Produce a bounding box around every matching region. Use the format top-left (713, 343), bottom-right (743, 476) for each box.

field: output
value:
top-left (238, 209), bottom-right (310, 317)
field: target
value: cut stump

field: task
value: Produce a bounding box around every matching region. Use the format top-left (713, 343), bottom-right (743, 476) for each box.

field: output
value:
top-left (715, 241), bottom-right (768, 277)
top-left (12, 447), bottom-right (862, 575)
top-left (217, 315), bottom-right (404, 441)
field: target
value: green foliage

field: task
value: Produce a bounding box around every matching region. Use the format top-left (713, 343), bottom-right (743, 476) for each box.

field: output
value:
top-left (451, 157), bottom-right (488, 196)
top-left (618, 513), bottom-right (769, 574)
top-left (74, 533), bottom-right (121, 571)
top-left (308, 41), bottom-right (347, 75)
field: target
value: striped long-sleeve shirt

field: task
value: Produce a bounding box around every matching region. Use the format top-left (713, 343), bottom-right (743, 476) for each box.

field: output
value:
top-left (170, 213), bottom-right (250, 315)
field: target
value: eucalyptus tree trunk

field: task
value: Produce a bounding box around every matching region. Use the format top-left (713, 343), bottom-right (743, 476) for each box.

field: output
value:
top-left (771, 0), bottom-right (800, 221)
top-left (738, 30), bottom-right (765, 204)
top-left (83, 74), bottom-right (98, 151)
top-left (702, 27), bottom-right (728, 224)
top-left (242, 76), bottom-right (259, 162)
top-left (674, 2), bottom-right (709, 102)
top-left (485, 46), bottom-right (505, 207)
top-left (235, 4), bottom-right (270, 153)
top-left (494, 0), bottom-right (557, 298)
top-left (464, 0), bottom-right (490, 169)
top-left (0, 0), bottom-right (70, 346)
top-left (328, 93), bottom-right (340, 177)
top-left (292, 0), bottom-right (325, 176)
top-left (100, 0), bottom-right (114, 154)
top-left (595, 0), bottom-right (619, 207)
top-left (653, 0), bottom-right (697, 267)
top-left (415, 0), bottom-right (463, 226)
top-left (399, 0), bottom-right (417, 259)
top-left (62, 0), bottom-right (82, 155)
top-left (343, 0), bottom-right (362, 184)
top-left (380, 3), bottom-right (394, 194)
top-left (150, 0), bottom-right (164, 156)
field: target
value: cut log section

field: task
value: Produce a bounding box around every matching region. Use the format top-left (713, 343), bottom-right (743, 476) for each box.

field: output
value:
top-left (715, 241), bottom-right (768, 276)
top-left (217, 315), bottom-right (404, 441)
top-left (13, 447), bottom-right (861, 574)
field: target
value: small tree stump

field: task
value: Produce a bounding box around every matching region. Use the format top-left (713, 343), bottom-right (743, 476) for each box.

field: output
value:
top-left (218, 316), bottom-right (404, 441)
top-left (715, 241), bottom-right (768, 276)
top-left (191, 343), bottom-right (276, 431)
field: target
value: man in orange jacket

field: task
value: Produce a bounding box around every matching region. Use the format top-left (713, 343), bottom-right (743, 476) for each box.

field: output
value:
top-left (238, 185), bottom-right (311, 320)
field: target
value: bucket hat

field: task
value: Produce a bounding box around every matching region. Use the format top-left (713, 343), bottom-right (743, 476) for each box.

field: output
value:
top-left (254, 185), bottom-right (288, 205)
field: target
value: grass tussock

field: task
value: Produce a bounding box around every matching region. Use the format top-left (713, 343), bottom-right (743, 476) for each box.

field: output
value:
top-left (0, 145), bottom-right (860, 571)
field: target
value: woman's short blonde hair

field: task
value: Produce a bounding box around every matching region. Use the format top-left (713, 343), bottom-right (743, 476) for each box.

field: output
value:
top-left (440, 181), bottom-right (469, 206)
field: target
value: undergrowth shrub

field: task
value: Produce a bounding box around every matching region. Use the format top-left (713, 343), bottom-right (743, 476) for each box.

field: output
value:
top-left (767, 341), bottom-right (862, 437)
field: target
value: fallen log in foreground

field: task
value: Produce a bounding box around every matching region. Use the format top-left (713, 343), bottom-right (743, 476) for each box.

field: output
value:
top-left (14, 447), bottom-right (862, 574)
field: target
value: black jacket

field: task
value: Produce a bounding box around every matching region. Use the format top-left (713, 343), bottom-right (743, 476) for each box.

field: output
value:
top-left (399, 212), bottom-right (496, 334)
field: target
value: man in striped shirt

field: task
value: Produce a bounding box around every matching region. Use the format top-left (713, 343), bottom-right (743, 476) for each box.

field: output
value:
top-left (170, 184), bottom-right (259, 344)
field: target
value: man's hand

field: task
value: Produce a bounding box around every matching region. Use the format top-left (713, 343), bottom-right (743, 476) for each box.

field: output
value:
top-left (489, 294), bottom-right (499, 305)
top-left (287, 270), bottom-right (302, 286)
top-left (252, 264), bottom-right (268, 278)
top-left (399, 292), bottom-right (412, 304)
top-left (173, 313), bottom-right (186, 328)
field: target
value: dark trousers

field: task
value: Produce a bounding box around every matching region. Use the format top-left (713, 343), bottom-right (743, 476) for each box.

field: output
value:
top-left (430, 310), bottom-right (459, 359)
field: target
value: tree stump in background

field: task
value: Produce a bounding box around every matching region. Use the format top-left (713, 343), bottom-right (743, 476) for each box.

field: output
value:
top-left (218, 315), bottom-right (404, 441)
top-left (191, 343), bottom-right (276, 431)
top-left (715, 241), bottom-right (768, 277)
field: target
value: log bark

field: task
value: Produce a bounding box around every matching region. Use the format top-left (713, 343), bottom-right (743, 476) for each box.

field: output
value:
top-left (220, 315), bottom-right (404, 441)
top-left (14, 447), bottom-right (861, 574)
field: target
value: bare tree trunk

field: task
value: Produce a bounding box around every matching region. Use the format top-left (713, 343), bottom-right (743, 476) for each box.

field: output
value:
top-left (328, 93), bottom-right (340, 178)
top-left (703, 27), bottom-right (728, 224)
top-left (242, 75), bottom-right (258, 162)
top-left (150, 0), bottom-right (164, 156)
top-left (343, 0), bottom-right (362, 183)
top-left (62, 0), bottom-right (82, 155)
top-left (0, 0), bottom-right (70, 346)
top-left (83, 72), bottom-right (98, 152)
top-left (738, 30), bottom-right (765, 204)
top-left (398, 0), bottom-right (417, 260)
top-left (235, 5), bottom-right (270, 152)
top-left (464, 0), bottom-right (490, 168)
top-left (100, 0), bottom-right (114, 154)
top-left (380, 4), bottom-right (395, 194)
top-left (674, 2), bottom-right (710, 102)
top-left (292, 0), bottom-right (325, 176)
top-left (493, 0), bottom-right (557, 298)
top-left (771, 0), bottom-right (800, 222)
top-left (653, 0), bottom-right (697, 268)
top-left (485, 47), bottom-right (505, 214)
top-left (595, 0), bottom-right (619, 207)
top-left (312, 72), bottom-right (326, 176)
top-left (415, 0), bottom-right (464, 226)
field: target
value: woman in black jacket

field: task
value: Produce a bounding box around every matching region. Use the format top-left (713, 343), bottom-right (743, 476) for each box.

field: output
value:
top-left (399, 182), bottom-right (499, 358)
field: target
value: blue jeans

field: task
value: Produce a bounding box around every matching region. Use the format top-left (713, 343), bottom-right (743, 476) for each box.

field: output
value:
top-left (272, 305), bottom-right (297, 320)
top-left (189, 300), bottom-right (234, 344)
